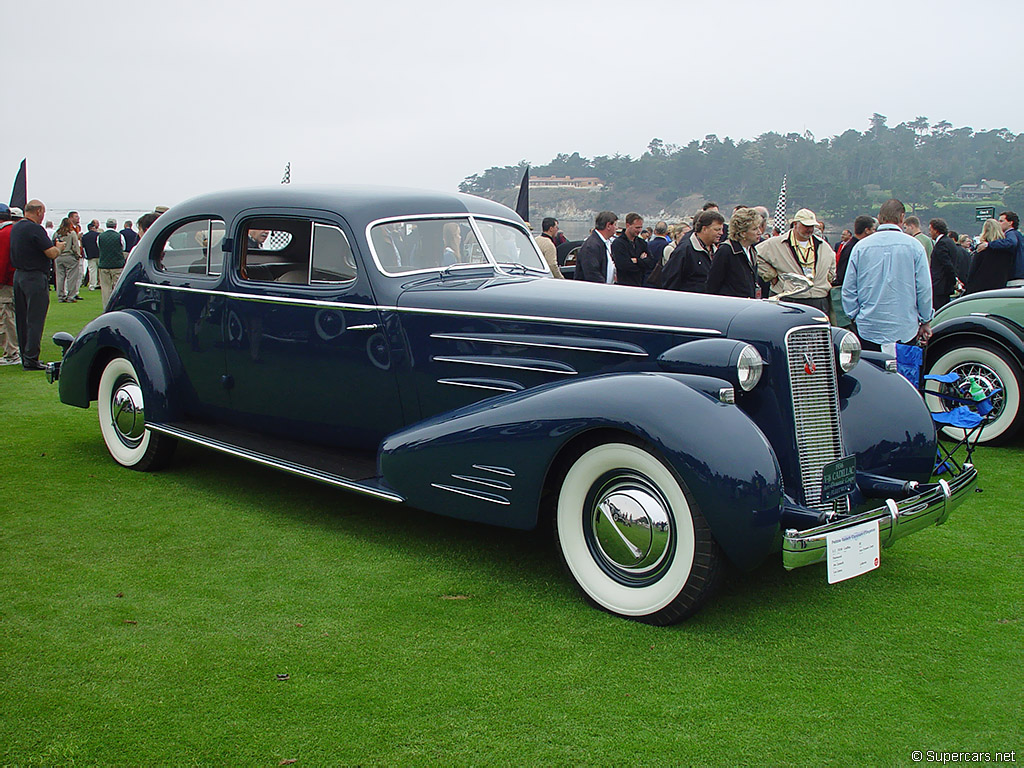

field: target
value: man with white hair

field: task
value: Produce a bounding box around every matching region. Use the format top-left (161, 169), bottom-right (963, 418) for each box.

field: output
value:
top-left (97, 218), bottom-right (127, 308)
top-left (755, 207), bottom-right (836, 313)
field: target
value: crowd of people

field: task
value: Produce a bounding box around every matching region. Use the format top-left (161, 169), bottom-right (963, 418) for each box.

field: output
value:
top-left (536, 200), bottom-right (1024, 351)
top-left (0, 200), bottom-right (165, 369)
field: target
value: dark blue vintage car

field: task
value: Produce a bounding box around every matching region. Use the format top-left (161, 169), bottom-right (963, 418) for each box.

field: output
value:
top-left (49, 186), bottom-right (977, 624)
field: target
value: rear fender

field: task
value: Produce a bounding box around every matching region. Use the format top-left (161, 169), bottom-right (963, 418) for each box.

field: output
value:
top-left (380, 372), bottom-right (784, 570)
top-left (57, 309), bottom-right (185, 422)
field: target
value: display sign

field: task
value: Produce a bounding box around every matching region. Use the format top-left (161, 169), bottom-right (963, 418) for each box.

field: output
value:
top-left (976, 206), bottom-right (996, 222)
top-left (826, 519), bottom-right (881, 584)
top-left (821, 455), bottom-right (856, 502)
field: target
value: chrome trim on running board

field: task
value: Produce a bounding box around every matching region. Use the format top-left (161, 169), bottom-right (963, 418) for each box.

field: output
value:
top-left (145, 423), bottom-right (404, 503)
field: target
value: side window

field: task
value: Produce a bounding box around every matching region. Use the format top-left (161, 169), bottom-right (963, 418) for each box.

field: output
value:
top-left (239, 218), bottom-right (355, 286)
top-left (155, 219), bottom-right (225, 275)
top-left (311, 223), bottom-right (356, 284)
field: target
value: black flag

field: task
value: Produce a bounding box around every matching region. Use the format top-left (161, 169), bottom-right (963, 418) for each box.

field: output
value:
top-left (515, 166), bottom-right (529, 224)
top-left (9, 159), bottom-right (26, 209)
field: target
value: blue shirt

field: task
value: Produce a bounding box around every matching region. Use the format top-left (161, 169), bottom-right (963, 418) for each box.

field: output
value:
top-left (984, 227), bottom-right (1024, 280)
top-left (842, 223), bottom-right (933, 344)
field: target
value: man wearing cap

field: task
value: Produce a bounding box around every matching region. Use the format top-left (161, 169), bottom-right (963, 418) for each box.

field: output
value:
top-left (755, 208), bottom-right (836, 314)
top-left (10, 200), bottom-right (61, 370)
top-left (842, 199), bottom-right (932, 352)
top-left (0, 205), bottom-right (21, 364)
top-left (97, 218), bottom-right (127, 309)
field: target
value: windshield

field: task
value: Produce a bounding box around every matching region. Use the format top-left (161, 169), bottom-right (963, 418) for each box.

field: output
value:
top-left (369, 217), bottom-right (547, 276)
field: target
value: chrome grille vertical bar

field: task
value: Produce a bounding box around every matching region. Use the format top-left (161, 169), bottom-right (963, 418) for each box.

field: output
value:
top-left (786, 326), bottom-right (847, 516)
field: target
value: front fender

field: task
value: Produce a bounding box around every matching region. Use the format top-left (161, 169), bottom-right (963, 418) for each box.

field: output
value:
top-left (57, 309), bottom-right (185, 422)
top-left (924, 314), bottom-right (1024, 369)
top-left (380, 372), bottom-right (784, 570)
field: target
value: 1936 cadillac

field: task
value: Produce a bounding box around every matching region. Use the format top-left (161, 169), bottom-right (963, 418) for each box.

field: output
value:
top-left (48, 186), bottom-right (977, 624)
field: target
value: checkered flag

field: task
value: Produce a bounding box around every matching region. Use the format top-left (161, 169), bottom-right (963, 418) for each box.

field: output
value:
top-left (773, 175), bottom-right (787, 235)
top-left (281, 162), bottom-right (291, 184)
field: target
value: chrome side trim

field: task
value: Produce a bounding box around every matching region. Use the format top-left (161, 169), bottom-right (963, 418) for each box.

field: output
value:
top-left (437, 379), bottom-right (520, 393)
top-left (430, 483), bottom-right (511, 506)
top-left (134, 282), bottom-right (721, 336)
top-left (472, 464), bottom-right (516, 477)
top-left (450, 474), bottom-right (514, 491)
top-left (135, 282), bottom-right (378, 312)
top-left (432, 356), bottom-right (577, 375)
top-left (347, 324), bottom-right (380, 331)
top-left (145, 423), bottom-right (403, 503)
top-left (430, 333), bottom-right (649, 357)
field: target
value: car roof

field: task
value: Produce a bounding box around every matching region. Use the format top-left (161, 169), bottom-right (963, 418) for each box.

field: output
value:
top-left (164, 185), bottom-right (522, 229)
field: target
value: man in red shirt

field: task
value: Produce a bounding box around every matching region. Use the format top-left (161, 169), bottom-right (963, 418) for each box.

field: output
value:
top-left (0, 204), bottom-right (21, 364)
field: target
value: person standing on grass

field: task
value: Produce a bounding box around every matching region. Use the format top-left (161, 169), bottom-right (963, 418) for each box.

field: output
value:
top-left (81, 219), bottom-right (101, 290)
top-left (0, 205), bottom-right (21, 365)
top-left (53, 217), bottom-right (82, 303)
top-left (10, 200), bottom-right (60, 370)
top-left (97, 218), bottom-right (127, 309)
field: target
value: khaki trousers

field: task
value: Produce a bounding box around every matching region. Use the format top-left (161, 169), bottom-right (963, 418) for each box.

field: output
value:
top-left (99, 268), bottom-right (123, 310)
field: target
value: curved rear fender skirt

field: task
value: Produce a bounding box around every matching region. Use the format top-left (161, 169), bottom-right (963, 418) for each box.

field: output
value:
top-left (838, 359), bottom-right (935, 481)
top-left (924, 314), bottom-right (1024, 368)
top-left (57, 309), bottom-right (185, 421)
top-left (380, 372), bottom-right (783, 569)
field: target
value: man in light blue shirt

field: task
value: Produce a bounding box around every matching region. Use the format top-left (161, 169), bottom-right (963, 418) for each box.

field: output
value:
top-left (842, 199), bottom-right (933, 351)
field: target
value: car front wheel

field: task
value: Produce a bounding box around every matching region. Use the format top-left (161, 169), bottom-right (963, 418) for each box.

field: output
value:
top-left (925, 342), bottom-right (1023, 444)
top-left (98, 357), bottom-right (176, 470)
top-left (554, 440), bottom-right (720, 625)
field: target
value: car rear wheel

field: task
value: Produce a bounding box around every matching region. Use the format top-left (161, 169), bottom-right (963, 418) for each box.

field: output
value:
top-left (98, 357), bottom-right (176, 470)
top-left (924, 343), bottom-right (1023, 445)
top-left (554, 440), bottom-right (720, 625)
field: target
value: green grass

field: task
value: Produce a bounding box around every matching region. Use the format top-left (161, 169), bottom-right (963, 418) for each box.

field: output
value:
top-left (1, 294), bottom-right (1021, 766)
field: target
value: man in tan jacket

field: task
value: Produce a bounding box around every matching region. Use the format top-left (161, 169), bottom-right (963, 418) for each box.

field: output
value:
top-left (755, 208), bottom-right (836, 314)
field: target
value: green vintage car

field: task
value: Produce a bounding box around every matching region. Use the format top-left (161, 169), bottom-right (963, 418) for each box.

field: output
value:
top-left (924, 286), bottom-right (1024, 444)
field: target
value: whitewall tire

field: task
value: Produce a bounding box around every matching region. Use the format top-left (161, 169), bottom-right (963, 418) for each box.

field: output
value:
top-left (98, 357), bottom-right (176, 470)
top-left (554, 441), bottom-right (720, 625)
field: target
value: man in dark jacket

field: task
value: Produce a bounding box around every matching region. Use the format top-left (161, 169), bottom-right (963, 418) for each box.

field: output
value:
top-left (980, 211), bottom-right (1024, 286)
top-left (660, 210), bottom-right (724, 292)
top-left (929, 218), bottom-right (958, 310)
top-left (611, 212), bottom-right (654, 286)
top-left (81, 219), bottom-right (101, 290)
top-left (574, 211), bottom-right (618, 283)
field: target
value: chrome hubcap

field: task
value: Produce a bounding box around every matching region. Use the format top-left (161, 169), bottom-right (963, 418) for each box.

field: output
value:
top-left (588, 474), bottom-right (673, 585)
top-left (111, 379), bottom-right (145, 446)
top-left (947, 363), bottom-right (1005, 418)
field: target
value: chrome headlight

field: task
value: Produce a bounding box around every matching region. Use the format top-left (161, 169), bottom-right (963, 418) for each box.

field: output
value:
top-left (737, 344), bottom-right (764, 391)
top-left (837, 331), bottom-right (861, 373)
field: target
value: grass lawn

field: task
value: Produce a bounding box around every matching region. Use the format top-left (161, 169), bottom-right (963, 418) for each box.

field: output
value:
top-left (1, 294), bottom-right (1021, 766)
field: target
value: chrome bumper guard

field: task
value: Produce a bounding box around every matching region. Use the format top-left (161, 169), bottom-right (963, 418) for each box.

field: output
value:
top-left (782, 464), bottom-right (977, 570)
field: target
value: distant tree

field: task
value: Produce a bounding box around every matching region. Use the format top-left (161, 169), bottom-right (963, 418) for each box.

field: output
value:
top-left (1003, 181), bottom-right (1024, 214)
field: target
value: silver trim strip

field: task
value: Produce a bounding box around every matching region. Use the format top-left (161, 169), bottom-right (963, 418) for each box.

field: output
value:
top-left (437, 379), bottom-right (520, 393)
top-left (430, 483), bottom-right (510, 505)
top-left (430, 333), bottom-right (648, 357)
top-left (136, 282), bottom-right (378, 312)
top-left (472, 464), bottom-right (516, 477)
top-left (135, 282), bottom-right (720, 335)
top-left (347, 324), bottom-right (379, 331)
top-left (433, 356), bottom-right (577, 375)
top-left (450, 474), bottom-right (514, 491)
top-left (145, 423), bottom-right (403, 503)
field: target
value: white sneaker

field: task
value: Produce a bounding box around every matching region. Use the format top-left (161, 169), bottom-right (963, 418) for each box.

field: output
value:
top-left (1, 355), bottom-right (21, 366)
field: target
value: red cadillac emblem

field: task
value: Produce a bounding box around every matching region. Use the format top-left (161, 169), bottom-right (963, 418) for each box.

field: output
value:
top-left (803, 352), bottom-right (817, 375)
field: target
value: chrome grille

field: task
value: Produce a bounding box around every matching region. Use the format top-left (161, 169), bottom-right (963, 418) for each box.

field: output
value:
top-left (786, 326), bottom-right (848, 516)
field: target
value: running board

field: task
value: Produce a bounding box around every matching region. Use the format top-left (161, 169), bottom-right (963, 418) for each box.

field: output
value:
top-left (146, 422), bottom-right (404, 504)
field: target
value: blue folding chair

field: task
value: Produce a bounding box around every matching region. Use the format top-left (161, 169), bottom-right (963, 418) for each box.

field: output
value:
top-left (896, 343), bottom-right (998, 475)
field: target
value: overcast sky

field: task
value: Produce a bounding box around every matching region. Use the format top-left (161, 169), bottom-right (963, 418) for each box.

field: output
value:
top-left (5, 0), bottom-right (1022, 210)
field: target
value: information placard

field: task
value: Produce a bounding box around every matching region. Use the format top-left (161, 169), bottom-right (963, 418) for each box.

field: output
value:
top-left (825, 519), bottom-right (880, 584)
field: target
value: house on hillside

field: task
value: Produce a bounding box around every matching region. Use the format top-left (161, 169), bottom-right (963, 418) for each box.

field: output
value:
top-left (955, 179), bottom-right (1008, 200)
top-left (529, 176), bottom-right (604, 190)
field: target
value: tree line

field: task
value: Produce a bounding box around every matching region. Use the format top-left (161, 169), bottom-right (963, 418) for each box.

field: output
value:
top-left (460, 114), bottom-right (1024, 225)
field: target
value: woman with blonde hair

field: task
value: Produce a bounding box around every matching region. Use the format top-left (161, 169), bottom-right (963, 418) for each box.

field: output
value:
top-left (706, 207), bottom-right (763, 298)
top-left (54, 217), bottom-right (82, 302)
top-left (965, 218), bottom-right (1011, 294)
top-left (442, 221), bottom-right (461, 266)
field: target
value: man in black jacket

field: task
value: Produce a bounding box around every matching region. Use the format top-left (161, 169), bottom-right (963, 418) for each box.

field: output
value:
top-left (574, 211), bottom-right (618, 283)
top-left (611, 213), bottom-right (654, 286)
top-left (929, 218), bottom-right (958, 310)
top-left (660, 210), bottom-right (724, 292)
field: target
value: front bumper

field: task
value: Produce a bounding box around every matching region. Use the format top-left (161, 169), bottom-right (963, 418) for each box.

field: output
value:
top-left (782, 464), bottom-right (977, 570)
